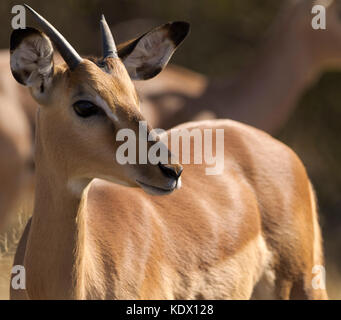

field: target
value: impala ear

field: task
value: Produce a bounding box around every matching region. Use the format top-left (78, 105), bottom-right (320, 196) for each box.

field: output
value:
top-left (118, 21), bottom-right (190, 80)
top-left (10, 27), bottom-right (54, 99)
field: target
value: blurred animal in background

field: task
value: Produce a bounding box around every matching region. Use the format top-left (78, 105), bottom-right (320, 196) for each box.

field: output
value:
top-left (136, 0), bottom-right (341, 132)
top-left (0, 50), bottom-right (33, 229)
top-left (1, 0), bottom-right (341, 228)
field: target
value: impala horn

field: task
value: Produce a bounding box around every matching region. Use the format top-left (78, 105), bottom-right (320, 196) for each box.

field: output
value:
top-left (24, 4), bottom-right (82, 70)
top-left (100, 14), bottom-right (118, 59)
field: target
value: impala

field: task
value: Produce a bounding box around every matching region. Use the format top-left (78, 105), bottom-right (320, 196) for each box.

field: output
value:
top-left (2, 0), bottom-right (341, 232)
top-left (9, 5), bottom-right (328, 300)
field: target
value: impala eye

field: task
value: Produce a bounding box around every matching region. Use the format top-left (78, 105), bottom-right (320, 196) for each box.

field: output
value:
top-left (73, 100), bottom-right (101, 118)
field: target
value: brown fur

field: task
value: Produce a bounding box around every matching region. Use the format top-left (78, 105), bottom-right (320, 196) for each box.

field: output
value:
top-left (6, 4), bottom-right (328, 299)
top-left (11, 112), bottom-right (328, 299)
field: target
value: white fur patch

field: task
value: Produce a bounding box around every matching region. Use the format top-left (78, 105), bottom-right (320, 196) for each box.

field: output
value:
top-left (10, 33), bottom-right (53, 87)
top-left (176, 177), bottom-right (182, 189)
top-left (123, 29), bottom-right (175, 80)
top-left (94, 95), bottom-right (119, 123)
top-left (67, 178), bottom-right (91, 198)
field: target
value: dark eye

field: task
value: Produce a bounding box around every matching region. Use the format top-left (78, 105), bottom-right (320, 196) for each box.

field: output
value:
top-left (73, 100), bottom-right (101, 118)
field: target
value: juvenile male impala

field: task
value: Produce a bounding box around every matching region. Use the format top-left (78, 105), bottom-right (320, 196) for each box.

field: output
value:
top-left (9, 5), bottom-right (327, 300)
top-left (3, 0), bottom-right (341, 233)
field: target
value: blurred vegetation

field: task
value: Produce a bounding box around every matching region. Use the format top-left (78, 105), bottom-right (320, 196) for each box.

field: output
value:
top-left (0, 0), bottom-right (281, 75)
top-left (0, 0), bottom-right (340, 297)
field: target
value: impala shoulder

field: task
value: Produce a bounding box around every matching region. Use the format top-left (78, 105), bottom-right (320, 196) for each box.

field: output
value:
top-left (172, 119), bottom-right (306, 170)
top-left (170, 118), bottom-right (277, 145)
top-left (220, 120), bottom-right (310, 182)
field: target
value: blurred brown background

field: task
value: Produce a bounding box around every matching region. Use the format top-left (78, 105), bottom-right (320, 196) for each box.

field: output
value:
top-left (0, 0), bottom-right (282, 74)
top-left (0, 0), bottom-right (341, 298)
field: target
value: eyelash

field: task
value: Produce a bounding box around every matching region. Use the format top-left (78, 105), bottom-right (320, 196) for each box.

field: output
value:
top-left (72, 100), bottom-right (102, 118)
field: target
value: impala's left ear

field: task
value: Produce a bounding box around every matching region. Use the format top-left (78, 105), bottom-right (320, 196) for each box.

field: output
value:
top-left (118, 21), bottom-right (190, 80)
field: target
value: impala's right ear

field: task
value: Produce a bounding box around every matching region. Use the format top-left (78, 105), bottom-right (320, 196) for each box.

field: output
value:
top-left (10, 27), bottom-right (54, 99)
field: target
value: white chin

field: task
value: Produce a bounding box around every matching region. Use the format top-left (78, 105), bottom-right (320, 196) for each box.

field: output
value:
top-left (136, 180), bottom-right (175, 196)
top-left (176, 177), bottom-right (182, 189)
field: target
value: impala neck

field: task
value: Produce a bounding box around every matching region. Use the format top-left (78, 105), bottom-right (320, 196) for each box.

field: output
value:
top-left (25, 125), bottom-right (90, 299)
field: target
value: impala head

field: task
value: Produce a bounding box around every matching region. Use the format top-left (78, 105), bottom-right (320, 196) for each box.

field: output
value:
top-left (10, 5), bottom-right (188, 195)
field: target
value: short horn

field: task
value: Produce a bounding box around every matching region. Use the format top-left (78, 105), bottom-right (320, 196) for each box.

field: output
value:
top-left (100, 15), bottom-right (118, 59)
top-left (24, 4), bottom-right (82, 70)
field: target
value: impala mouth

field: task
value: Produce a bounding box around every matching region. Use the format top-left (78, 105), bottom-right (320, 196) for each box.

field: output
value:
top-left (136, 179), bottom-right (180, 195)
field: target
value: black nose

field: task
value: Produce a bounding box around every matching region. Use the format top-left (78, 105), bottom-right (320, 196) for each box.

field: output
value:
top-left (158, 162), bottom-right (183, 179)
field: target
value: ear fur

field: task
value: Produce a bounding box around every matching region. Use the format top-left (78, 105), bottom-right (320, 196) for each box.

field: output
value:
top-left (10, 27), bottom-right (54, 96)
top-left (117, 21), bottom-right (190, 80)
